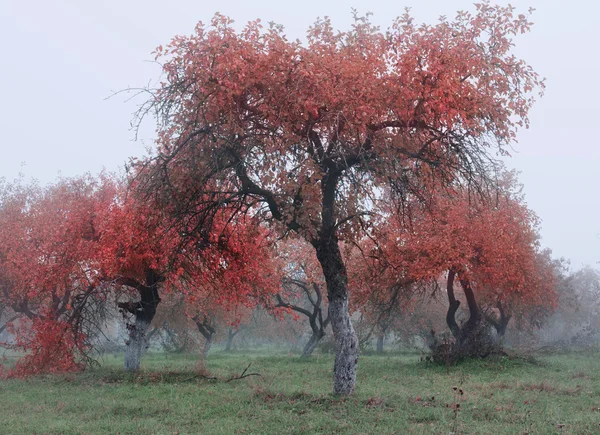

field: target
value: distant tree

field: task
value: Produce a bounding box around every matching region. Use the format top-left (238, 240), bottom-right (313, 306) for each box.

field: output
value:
top-left (535, 266), bottom-right (600, 348)
top-left (147, 294), bottom-right (198, 354)
top-left (273, 239), bottom-right (330, 357)
top-left (481, 248), bottom-right (558, 339)
top-left (347, 235), bottom-right (428, 353)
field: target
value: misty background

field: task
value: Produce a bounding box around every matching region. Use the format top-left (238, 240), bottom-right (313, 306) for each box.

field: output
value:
top-left (0, 0), bottom-right (598, 268)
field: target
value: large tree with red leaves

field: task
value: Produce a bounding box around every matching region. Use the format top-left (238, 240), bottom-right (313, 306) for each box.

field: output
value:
top-left (134, 3), bottom-right (543, 394)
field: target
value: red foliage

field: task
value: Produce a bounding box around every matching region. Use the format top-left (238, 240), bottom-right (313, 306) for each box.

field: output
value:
top-left (178, 211), bottom-right (283, 322)
top-left (0, 176), bottom-right (113, 375)
top-left (0, 173), bottom-right (283, 375)
top-left (405, 177), bottom-right (557, 317)
top-left (7, 317), bottom-right (84, 377)
top-left (2, 3), bottom-right (549, 383)
top-left (349, 172), bottom-right (557, 340)
top-left (143, 3), bottom-right (543, 246)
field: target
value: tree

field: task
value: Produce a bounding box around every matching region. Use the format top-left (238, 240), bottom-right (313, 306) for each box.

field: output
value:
top-left (150, 294), bottom-right (200, 354)
top-left (134, 3), bottom-right (543, 394)
top-left (192, 308), bottom-right (248, 357)
top-left (97, 180), bottom-right (281, 370)
top-left (347, 236), bottom-right (423, 353)
top-left (0, 176), bottom-right (114, 375)
top-left (234, 306), bottom-right (305, 351)
top-left (535, 265), bottom-right (600, 348)
top-left (183, 213), bottom-right (282, 358)
top-left (94, 177), bottom-right (179, 371)
top-left (388, 174), bottom-right (557, 358)
top-left (481, 248), bottom-right (558, 339)
top-left (274, 239), bottom-right (330, 357)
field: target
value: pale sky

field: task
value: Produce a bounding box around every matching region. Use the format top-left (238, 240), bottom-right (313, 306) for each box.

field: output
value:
top-left (0, 0), bottom-right (598, 268)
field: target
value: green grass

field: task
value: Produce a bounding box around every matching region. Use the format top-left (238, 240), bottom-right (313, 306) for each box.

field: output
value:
top-left (1, 349), bottom-right (599, 434)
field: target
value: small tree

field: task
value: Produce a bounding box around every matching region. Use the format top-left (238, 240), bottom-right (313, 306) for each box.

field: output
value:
top-left (348, 236), bottom-right (424, 353)
top-left (0, 176), bottom-right (113, 375)
top-left (394, 176), bottom-right (557, 358)
top-left (99, 184), bottom-right (281, 370)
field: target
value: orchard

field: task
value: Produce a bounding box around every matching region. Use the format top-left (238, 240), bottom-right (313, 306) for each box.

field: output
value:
top-left (1, 2), bottom-right (599, 433)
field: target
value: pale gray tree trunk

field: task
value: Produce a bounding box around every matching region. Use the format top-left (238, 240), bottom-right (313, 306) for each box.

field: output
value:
top-left (224, 328), bottom-right (239, 351)
top-left (118, 270), bottom-right (162, 372)
top-left (328, 297), bottom-right (358, 395)
top-left (124, 317), bottom-right (151, 371)
top-left (316, 172), bottom-right (359, 395)
top-left (318, 244), bottom-right (358, 395)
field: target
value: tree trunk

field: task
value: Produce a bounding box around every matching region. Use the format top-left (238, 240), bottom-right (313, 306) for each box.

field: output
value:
top-left (193, 316), bottom-right (216, 359)
top-left (443, 270), bottom-right (494, 359)
top-left (302, 332), bottom-right (322, 357)
top-left (496, 317), bottom-right (510, 338)
top-left (120, 270), bottom-right (161, 372)
top-left (203, 335), bottom-right (214, 359)
top-left (458, 278), bottom-right (483, 340)
top-left (141, 326), bottom-right (159, 357)
top-left (486, 301), bottom-right (511, 340)
top-left (224, 328), bottom-right (237, 351)
top-left (457, 278), bottom-right (489, 353)
top-left (124, 316), bottom-right (151, 371)
top-left (376, 333), bottom-right (384, 353)
top-left (316, 235), bottom-right (358, 396)
top-left (445, 270), bottom-right (461, 339)
top-left (496, 301), bottom-right (511, 338)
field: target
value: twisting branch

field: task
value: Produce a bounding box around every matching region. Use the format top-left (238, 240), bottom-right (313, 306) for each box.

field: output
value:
top-left (182, 362), bottom-right (262, 383)
top-left (226, 362), bottom-right (262, 382)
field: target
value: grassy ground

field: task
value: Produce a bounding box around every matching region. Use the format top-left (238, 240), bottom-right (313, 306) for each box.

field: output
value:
top-left (1, 349), bottom-right (599, 434)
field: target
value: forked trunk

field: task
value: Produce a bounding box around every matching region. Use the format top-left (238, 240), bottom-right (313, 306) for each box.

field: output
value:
top-left (317, 235), bottom-right (358, 396)
top-left (275, 282), bottom-right (329, 358)
top-left (495, 317), bottom-right (510, 338)
top-left (458, 278), bottom-right (483, 342)
top-left (444, 270), bottom-right (493, 358)
top-left (193, 316), bottom-right (216, 359)
top-left (494, 301), bottom-right (511, 338)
